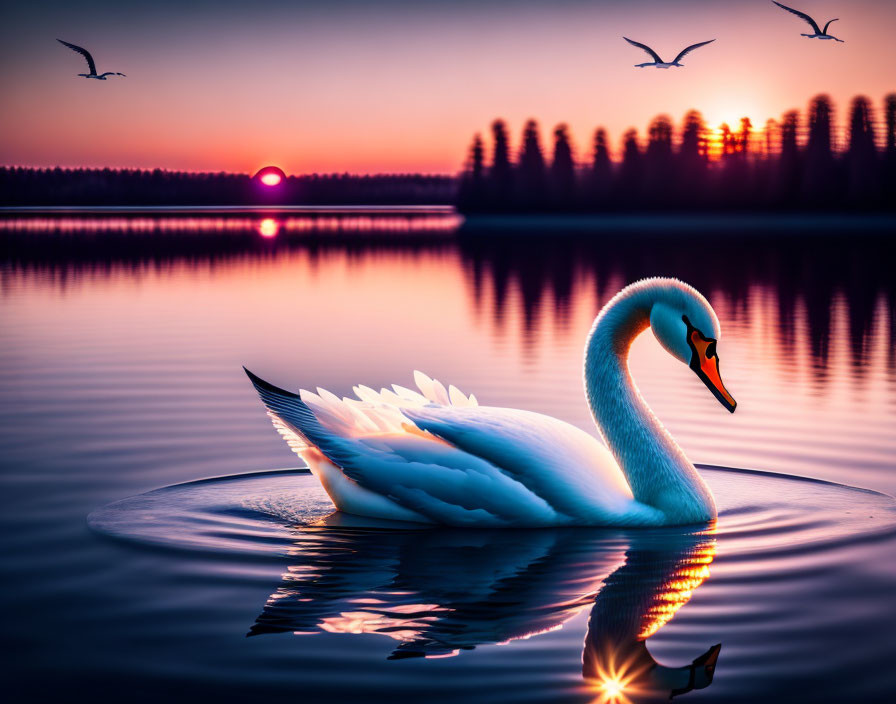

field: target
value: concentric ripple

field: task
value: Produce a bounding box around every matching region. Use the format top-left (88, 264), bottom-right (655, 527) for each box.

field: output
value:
top-left (82, 465), bottom-right (896, 702)
top-left (88, 466), bottom-right (896, 556)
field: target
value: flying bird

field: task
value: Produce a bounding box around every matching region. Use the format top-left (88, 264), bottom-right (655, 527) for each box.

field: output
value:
top-left (771, 2), bottom-right (844, 42)
top-left (57, 39), bottom-right (126, 79)
top-left (622, 37), bottom-right (716, 68)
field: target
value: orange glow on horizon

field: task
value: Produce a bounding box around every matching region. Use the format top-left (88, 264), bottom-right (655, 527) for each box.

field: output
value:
top-left (2, 1), bottom-right (894, 174)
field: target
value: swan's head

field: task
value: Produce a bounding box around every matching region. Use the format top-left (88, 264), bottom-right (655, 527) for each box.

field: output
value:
top-left (649, 281), bottom-right (737, 413)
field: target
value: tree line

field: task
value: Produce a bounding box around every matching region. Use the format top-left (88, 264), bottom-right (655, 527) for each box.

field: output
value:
top-left (458, 94), bottom-right (896, 213)
top-left (0, 168), bottom-right (456, 206)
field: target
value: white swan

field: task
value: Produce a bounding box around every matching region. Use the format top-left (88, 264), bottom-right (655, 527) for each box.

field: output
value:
top-left (246, 278), bottom-right (736, 527)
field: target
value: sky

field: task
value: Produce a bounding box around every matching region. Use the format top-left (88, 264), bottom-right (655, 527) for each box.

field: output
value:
top-left (1, 0), bottom-right (894, 174)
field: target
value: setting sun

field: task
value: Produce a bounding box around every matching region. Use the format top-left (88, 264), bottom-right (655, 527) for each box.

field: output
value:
top-left (254, 165), bottom-right (286, 187)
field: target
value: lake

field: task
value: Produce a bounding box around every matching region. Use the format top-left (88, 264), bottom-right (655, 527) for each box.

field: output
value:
top-left (1, 209), bottom-right (895, 703)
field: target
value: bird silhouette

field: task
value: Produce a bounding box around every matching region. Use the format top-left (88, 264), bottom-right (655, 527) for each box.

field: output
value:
top-left (623, 37), bottom-right (716, 68)
top-left (771, 2), bottom-right (844, 42)
top-left (57, 39), bottom-right (126, 79)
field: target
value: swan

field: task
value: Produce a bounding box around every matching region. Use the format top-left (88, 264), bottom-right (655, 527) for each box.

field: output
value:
top-left (57, 40), bottom-right (126, 79)
top-left (245, 278), bottom-right (736, 527)
top-left (622, 37), bottom-right (715, 68)
top-left (771, 2), bottom-right (844, 42)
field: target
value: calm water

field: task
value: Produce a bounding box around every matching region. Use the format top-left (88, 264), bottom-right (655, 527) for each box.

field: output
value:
top-left (2, 210), bottom-right (895, 703)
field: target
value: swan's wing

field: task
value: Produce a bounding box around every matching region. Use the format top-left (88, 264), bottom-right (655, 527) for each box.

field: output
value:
top-left (400, 405), bottom-right (663, 526)
top-left (822, 18), bottom-right (838, 34)
top-left (623, 37), bottom-right (663, 63)
top-left (57, 39), bottom-right (96, 74)
top-left (771, 2), bottom-right (821, 34)
top-left (344, 433), bottom-right (563, 525)
top-left (246, 369), bottom-right (661, 525)
top-left (671, 39), bottom-right (715, 64)
top-left (245, 369), bottom-right (561, 526)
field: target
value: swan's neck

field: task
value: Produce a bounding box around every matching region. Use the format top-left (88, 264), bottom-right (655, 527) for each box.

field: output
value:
top-left (584, 289), bottom-right (716, 523)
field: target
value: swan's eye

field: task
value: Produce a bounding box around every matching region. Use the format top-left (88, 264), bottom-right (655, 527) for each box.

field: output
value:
top-left (682, 316), bottom-right (716, 363)
top-left (682, 315), bottom-right (736, 412)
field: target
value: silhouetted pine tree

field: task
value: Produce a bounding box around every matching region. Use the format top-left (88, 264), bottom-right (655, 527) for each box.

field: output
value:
top-left (804, 95), bottom-right (836, 206)
top-left (763, 119), bottom-right (778, 158)
top-left (616, 128), bottom-right (642, 208)
top-left (846, 96), bottom-right (879, 205)
top-left (722, 118), bottom-right (754, 207)
top-left (679, 111), bottom-right (704, 161)
top-left (0, 167), bottom-right (454, 206)
top-left (776, 110), bottom-right (801, 207)
top-left (644, 115), bottom-right (674, 207)
top-left (590, 127), bottom-right (613, 208)
top-left (471, 134), bottom-right (485, 183)
top-left (517, 120), bottom-right (547, 208)
top-left (677, 110), bottom-right (708, 207)
top-left (550, 124), bottom-right (576, 209)
top-left (883, 94), bottom-right (896, 194)
top-left (737, 118), bottom-right (753, 155)
top-left (489, 119), bottom-right (513, 207)
top-left (755, 118), bottom-right (779, 208)
top-left (458, 134), bottom-right (486, 209)
top-left (719, 124), bottom-right (734, 158)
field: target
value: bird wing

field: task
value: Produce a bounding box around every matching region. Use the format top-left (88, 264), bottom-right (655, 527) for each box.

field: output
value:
top-left (245, 369), bottom-right (563, 526)
top-left (772, 2), bottom-right (821, 34)
top-left (402, 403), bottom-right (661, 526)
top-left (57, 39), bottom-right (97, 74)
top-left (623, 37), bottom-right (663, 63)
top-left (822, 18), bottom-right (839, 34)
top-left (672, 39), bottom-right (715, 64)
top-left (245, 369), bottom-right (661, 526)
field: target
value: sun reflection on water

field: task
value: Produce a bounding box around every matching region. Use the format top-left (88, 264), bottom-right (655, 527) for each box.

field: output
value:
top-left (258, 218), bottom-right (279, 238)
top-left (583, 530), bottom-right (718, 703)
top-left (0, 210), bottom-right (461, 235)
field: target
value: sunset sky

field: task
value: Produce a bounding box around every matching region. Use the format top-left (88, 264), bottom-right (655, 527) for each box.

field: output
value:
top-left (1, 0), bottom-right (894, 174)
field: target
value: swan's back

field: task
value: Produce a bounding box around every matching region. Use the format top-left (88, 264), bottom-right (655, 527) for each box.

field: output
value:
top-left (246, 370), bottom-right (663, 527)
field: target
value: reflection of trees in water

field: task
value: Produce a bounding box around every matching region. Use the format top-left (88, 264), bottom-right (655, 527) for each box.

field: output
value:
top-left (457, 230), bottom-right (895, 379)
top-left (0, 224), bottom-right (456, 296)
top-left (3, 222), bottom-right (893, 378)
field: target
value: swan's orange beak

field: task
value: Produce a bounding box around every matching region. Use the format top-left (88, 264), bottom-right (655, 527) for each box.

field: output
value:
top-left (687, 328), bottom-right (737, 413)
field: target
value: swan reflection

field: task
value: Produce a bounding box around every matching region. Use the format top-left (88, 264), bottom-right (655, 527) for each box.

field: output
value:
top-left (582, 532), bottom-right (719, 702)
top-left (250, 522), bottom-right (718, 700)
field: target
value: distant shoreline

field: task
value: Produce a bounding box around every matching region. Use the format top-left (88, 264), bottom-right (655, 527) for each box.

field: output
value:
top-left (0, 204), bottom-right (455, 215)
